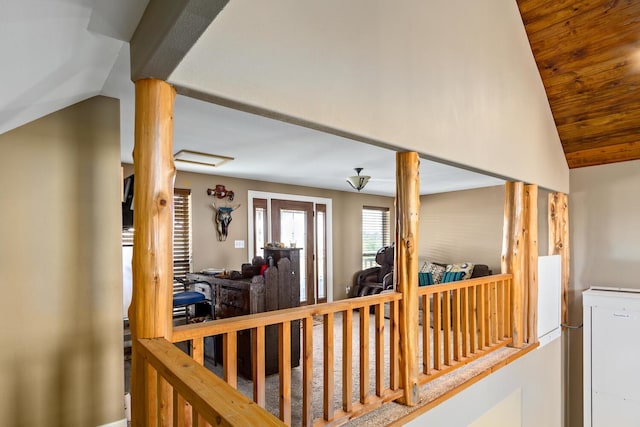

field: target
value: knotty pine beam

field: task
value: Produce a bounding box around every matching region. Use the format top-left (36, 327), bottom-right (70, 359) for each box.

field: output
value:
top-left (395, 152), bottom-right (420, 406)
top-left (129, 78), bottom-right (177, 427)
top-left (524, 185), bottom-right (538, 344)
top-left (548, 192), bottom-right (570, 325)
top-left (501, 182), bottom-right (525, 348)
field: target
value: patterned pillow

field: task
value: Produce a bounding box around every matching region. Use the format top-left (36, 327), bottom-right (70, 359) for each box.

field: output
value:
top-left (442, 271), bottom-right (465, 283)
top-left (424, 262), bottom-right (446, 284)
top-left (446, 262), bottom-right (475, 280)
top-left (420, 261), bottom-right (430, 273)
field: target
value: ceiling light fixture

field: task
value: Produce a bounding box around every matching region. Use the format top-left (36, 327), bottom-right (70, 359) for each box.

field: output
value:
top-left (174, 149), bottom-right (234, 168)
top-left (346, 167), bottom-right (371, 192)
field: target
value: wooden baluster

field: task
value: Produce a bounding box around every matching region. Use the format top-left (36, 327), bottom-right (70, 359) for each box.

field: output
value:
top-left (453, 289), bottom-right (461, 361)
top-left (484, 283), bottom-right (491, 347)
top-left (324, 313), bottom-right (335, 421)
top-left (173, 390), bottom-right (192, 427)
top-left (469, 285), bottom-right (478, 354)
top-left (191, 407), bottom-right (200, 427)
top-left (433, 292), bottom-right (442, 370)
top-left (147, 362), bottom-right (158, 426)
top-left (157, 376), bottom-right (172, 426)
top-left (478, 285), bottom-right (485, 351)
top-left (279, 322), bottom-right (292, 425)
top-left (443, 290), bottom-right (451, 365)
top-left (223, 332), bottom-right (237, 389)
top-left (507, 278), bottom-right (512, 338)
top-left (252, 326), bottom-right (266, 407)
top-left (342, 309), bottom-right (353, 413)
top-left (359, 306), bottom-right (370, 404)
top-left (172, 390), bottom-right (184, 427)
top-left (422, 294), bottom-right (431, 375)
top-left (191, 337), bottom-right (204, 365)
top-left (490, 281), bottom-right (498, 344)
top-left (390, 300), bottom-right (400, 390)
top-left (461, 287), bottom-right (469, 358)
top-left (375, 303), bottom-right (385, 396)
top-left (497, 280), bottom-right (505, 339)
top-left (302, 316), bottom-right (313, 427)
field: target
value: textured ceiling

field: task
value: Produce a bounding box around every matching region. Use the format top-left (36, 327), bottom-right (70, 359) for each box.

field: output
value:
top-left (1, 0), bottom-right (504, 197)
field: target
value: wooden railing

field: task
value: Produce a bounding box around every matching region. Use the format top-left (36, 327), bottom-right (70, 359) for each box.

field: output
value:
top-left (136, 337), bottom-right (285, 426)
top-left (170, 291), bottom-right (403, 426)
top-left (135, 274), bottom-right (513, 426)
top-left (417, 274), bottom-right (513, 384)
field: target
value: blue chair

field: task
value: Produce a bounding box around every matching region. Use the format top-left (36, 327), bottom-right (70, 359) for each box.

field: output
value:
top-left (173, 277), bottom-right (210, 323)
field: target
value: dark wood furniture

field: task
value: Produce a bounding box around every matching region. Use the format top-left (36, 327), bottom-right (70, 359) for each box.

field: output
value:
top-left (188, 250), bottom-right (301, 379)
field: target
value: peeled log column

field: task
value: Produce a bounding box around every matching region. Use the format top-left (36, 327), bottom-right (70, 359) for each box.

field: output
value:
top-left (395, 152), bottom-right (420, 406)
top-left (548, 192), bottom-right (570, 325)
top-left (129, 78), bottom-right (176, 426)
top-left (501, 182), bottom-right (525, 348)
top-left (524, 184), bottom-right (538, 344)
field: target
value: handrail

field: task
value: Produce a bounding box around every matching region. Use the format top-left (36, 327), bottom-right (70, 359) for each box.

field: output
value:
top-left (137, 337), bottom-right (285, 426)
top-left (172, 291), bottom-right (402, 343)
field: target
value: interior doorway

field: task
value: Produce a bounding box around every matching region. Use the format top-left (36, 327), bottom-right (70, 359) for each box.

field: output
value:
top-left (248, 191), bottom-right (332, 303)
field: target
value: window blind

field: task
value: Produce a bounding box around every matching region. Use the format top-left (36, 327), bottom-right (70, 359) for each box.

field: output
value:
top-left (121, 188), bottom-right (192, 279)
top-left (361, 206), bottom-right (390, 268)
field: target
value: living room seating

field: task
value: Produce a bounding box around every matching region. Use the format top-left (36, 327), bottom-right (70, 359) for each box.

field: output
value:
top-left (351, 245), bottom-right (395, 297)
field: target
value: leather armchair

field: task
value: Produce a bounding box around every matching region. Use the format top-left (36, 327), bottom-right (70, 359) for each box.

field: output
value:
top-left (351, 245), bottom-right (394, 297)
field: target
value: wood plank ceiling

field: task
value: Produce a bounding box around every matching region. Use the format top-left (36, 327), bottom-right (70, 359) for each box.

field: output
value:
top-left (517, 0), bottom-right (640, 168)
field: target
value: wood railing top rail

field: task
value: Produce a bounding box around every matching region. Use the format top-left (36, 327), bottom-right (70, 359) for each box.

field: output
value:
top-left (172, 291), bottom-right (402, 343)
top-left (417, 274), bottom-right (512, 295)
top-left (138, 337), bottom-right (285, 427)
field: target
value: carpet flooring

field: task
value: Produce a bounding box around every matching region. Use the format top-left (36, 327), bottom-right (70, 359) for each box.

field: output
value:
top-left (195, 310), bottom-right (519, 426)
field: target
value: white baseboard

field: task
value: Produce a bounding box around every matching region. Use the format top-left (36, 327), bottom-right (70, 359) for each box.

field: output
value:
top-left (97, 419), bottom-right (127, 427)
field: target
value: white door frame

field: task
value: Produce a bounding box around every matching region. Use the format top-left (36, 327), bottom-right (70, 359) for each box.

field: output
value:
top-left (247, 190), bottom-right (333, 302)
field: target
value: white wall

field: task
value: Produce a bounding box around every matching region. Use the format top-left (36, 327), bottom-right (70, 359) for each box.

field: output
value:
top-left (566, 159), bottom-right (640, 427)
top-left (407, 339), bottom-right (562, 427)
top-left (419, 185), bottom-right (504, 273)
top-left (171, 0), bottom-right (569, 193)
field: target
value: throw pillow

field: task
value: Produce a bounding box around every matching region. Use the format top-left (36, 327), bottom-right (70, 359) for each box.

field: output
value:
top-left (441, 271), bottom-right (465, 283)
top-left (418, 272), bottom-right (433, 286)
top-left (425, 262), bottom-right (446, 284)
top-left (446, 262), bottom-right (475, 280)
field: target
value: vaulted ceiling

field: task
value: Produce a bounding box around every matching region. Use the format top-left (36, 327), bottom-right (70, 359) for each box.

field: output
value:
top-left (517, 0), bottom-right (640, 168)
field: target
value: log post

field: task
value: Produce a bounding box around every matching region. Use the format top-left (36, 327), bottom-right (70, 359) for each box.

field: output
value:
top-left (501, 182), bottom-right (525, 348)
top-left (395, 151), bottom-right (420, 406)
top-left (548, 192), bottom-right (570, 325)
top-left (524, 184), bottom-right (538, 343)
top-left (129, 78), bottom-right (177, 426)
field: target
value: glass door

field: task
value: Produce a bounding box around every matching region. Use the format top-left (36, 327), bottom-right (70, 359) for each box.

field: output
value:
top-left (316, 204), bottom-right (327, 303)
top-left (271, 199), bottom-right (315, 304)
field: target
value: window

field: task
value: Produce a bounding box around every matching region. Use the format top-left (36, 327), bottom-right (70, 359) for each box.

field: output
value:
top-left (172, 188), bottom-right (192, 279)
top-left (253, 198), bottom-right (267, 258)
top-left (122, 188), bottom-right (192, 279)
top-left (362, 206), bottom-right (390, 268)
